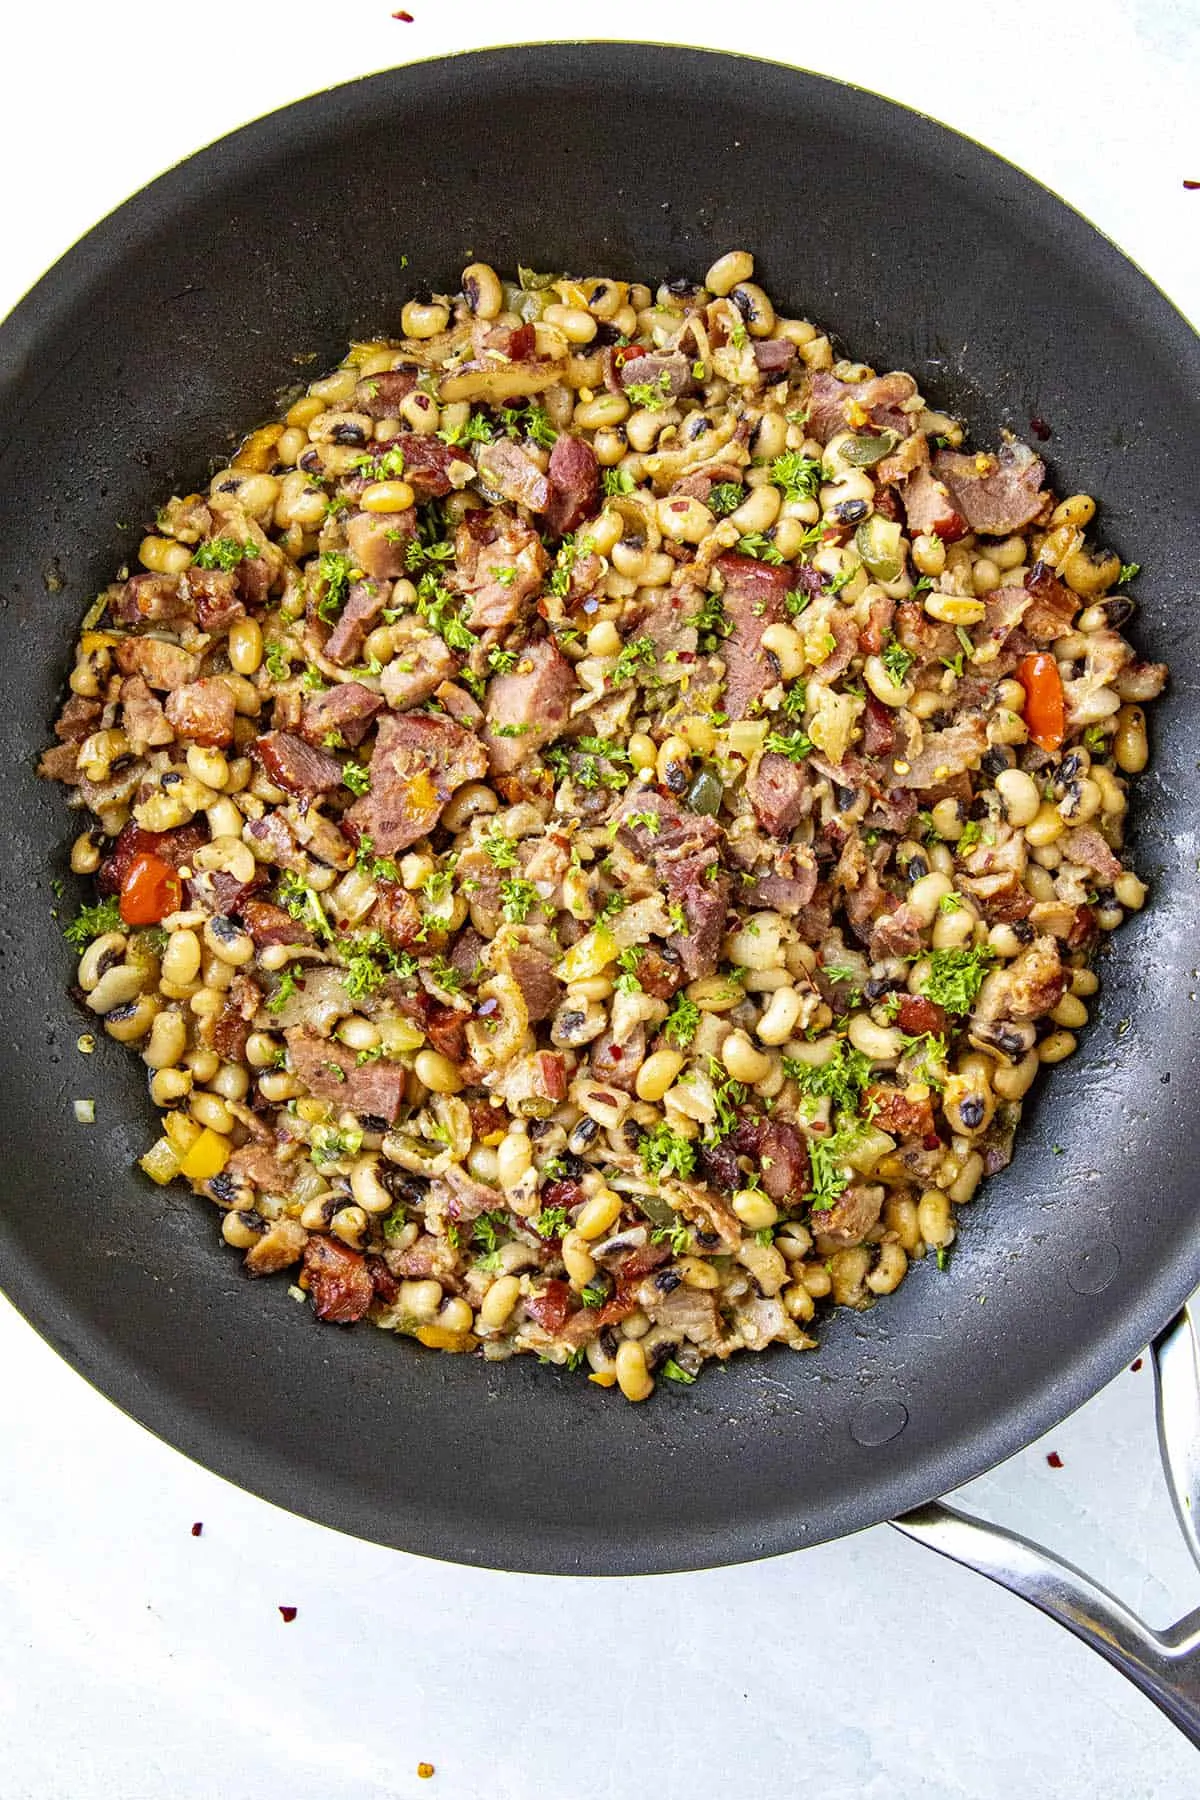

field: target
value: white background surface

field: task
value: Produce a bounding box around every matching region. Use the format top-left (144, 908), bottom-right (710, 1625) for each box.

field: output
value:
top-left (2, 4), bottom-right (1198, 1796)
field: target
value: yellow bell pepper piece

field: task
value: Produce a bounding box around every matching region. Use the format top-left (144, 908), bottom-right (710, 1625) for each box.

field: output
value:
top-left (232, 422), bottom-right (284, 471)
top-left (414, 1326), bottom-right (479, 1354)
top-left (139, 1136), bottom-right (180, 1186)
top-left (178, 1128), bottom-right (231, 1182)
top-left (164, 1111), bottom-right (202, 1156)
top-left (557, 923), bottom-right (618, 984)
top-left (588, 1370), bottom-right (618, 1388)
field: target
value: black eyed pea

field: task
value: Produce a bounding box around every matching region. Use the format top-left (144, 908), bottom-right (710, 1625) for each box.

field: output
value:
top-left (437, 1299), bottom-right (477, 1336)
top-left (614, 1339), bottom-right (654, 1402)
top-left (149, 1067), bottom-right (193, 1107)
top-left (190, 1090), bottom-right (234, 1135)
top-left (1113, 705), bottom-right (1148, 775)
top-left (995, 767), bottom-right (1041, 827)
top-left (829, 1247), bottom-right (872, 1308)
top-left (846, 1013), bottom-right (903, 1063)
top-left (756, 985), bottom-right (804, 1046)
top-left (917, 1188), bottom-right (955, 1251)
top-left (705, 250), bottom-right (755, 296)
top-left (728, 484), bottom-right (781, 535)
top-left (800, 1261), bottom-right (833, 1298)
top-left (1051, 993), bottom-right (1089, 1030)
top-left (732, 1189), bottom-right (779, 1232)
top-left (561, 1230), bottom-right (597, 1288)
top-left (634, 1049), bottom-right (685, 1104)
top-left (478, 1273), bottom-right (522, 1329)
top-left (656, 495), bottom-right (714, 544)
top-left (461, 262), bottom-right (503, 320)
top-left (575, 1189), bottom-right (622, 1241)
top-left (103, 993), bottom-right (161, 1043)
top-left (942, 1068), bottom-right (995, 1138)
top-left (349, 1155), bottom-right (394, 1215)
top-left (70, 830), bottom-right (102, 875)
top-left (883, 1194), bottom-right (922, 1255)
top-left (401, 299), bottom-right (450, 339)
top-left (143, 1008), bottom-right (189, 1071)
top-left (223, 1211), bottom-right (266, 1250)
top-left (331, 1205), bottom-right (369, 1248)
top-left (866, 1241), bottom-right (908, 1296)
top-left (1114, 871), bottom-right (1147, 911)
top-left (863, 654), bottom-right (914, 708)
top-left (85, 960), bottom-right (146, 1016)
top-left (761, 621), bottom-right (805, 681)
top-left (721, 1030), bottom-right (773, 1085)
top-left (138, 534), bottom-right (193, 576)
top-left (784, 1281), bottom-right (816, 1323)
top-left (729, 282), bottom-right (776, 337)
top-left (203, 915), bottom-right (255, 967)
top-left (905, 871), bottom-right (954, 927)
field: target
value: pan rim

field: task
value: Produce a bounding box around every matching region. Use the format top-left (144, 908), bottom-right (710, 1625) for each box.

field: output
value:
top-left (2, 42), bottom-right (1198, 1576)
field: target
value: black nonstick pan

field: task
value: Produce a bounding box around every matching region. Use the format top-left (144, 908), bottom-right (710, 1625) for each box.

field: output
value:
top-left (1, 45), bottom-right (1198, 1636)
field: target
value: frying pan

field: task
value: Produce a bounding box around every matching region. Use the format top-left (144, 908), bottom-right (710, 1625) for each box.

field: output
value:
top-left (1, 42), bottom-right (1198, 1717)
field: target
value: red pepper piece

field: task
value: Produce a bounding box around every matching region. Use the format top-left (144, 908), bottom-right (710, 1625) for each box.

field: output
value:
top-left (1016, 652), bottom-right (1065, 752)
top-left (119, 852), bottom-right (182, 925)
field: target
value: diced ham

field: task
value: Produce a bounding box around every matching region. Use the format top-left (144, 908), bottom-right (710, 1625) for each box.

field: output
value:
top-left (615, 347), bottom-right (696, 399)
top-left (345, 711), bottom-right (488, 854)
top-left (523, 1278), bottom-right (576, 1335)
top-left (243, 1218), bottom-right (308, 1276)
top-left (482, 639), bottom-right (575, 775)
top-left (862, 694), bottom-right (897, 756)
top-left (892, 599), bottom-right (959, 665)
top-left (186, 569), bottom-right (245, 634)
top-left (870, 903), bottom-right (925, 961)
top-left (542, 434), bottom-right (600, 536)
top-left (110, 572), bottom-right (192, 629)
top-left (241, 898), bottom-right (311, 946)
top-left (475, 438), bottom-right (551, 511)
top-left (715, 552), bottom-right (796, 718)
top-left (354, 367), bottom-right (420, 417)
top-left (747, 752), bottom-right (812, 836)
top-left (731, 1117), bottom-right (809, 1202)
top-left (811, 1181), bottom-right (884, 1246)
top-left (372, 434), bottom-right (467, 499)
top-left (975, 936), bottom-right (1066, 1022)
top-left (858, 592), bottom-right (896, 657)
top-left (876, 430), bottom-right (930, 487)
top-left (323, 579), bottom-right (388, 666)
top-left (614, 790), bottom-right (731, 979)
top-left (164, 678), bottom-right (236, 747)
top-left (346, 510), bottom-right (415, 581)
top-left (629, 943), bottom-right (686, 999)
top-left (285, 1027), bottom-right (408, 1122)
top-left (753, 339), bottom-right (797, 377)
top-left (748, 862), bottom-right (819, 913)
top-left (896, 995), bottom-right (948, 1038)
top-left (865, 1083), bottom-right (936, 1141)
top-left (303, 1235), bottom-right (374, 1323)
top-left (805, 369), bottom-right (919, 444)
top-left (506, 946), bottom-right (561, 1021)
top-left (933, 441), bottom-right (1048, 536)
top-left (299, 680), bottom-right (383, 749)
top-left (900, 465), bottom-right (968, 541)
top-left (120, 674), bottom-right (174, 752)
top-left (53, 694), bottom-right (103, 742)
top-left (810, 611), bottom-right (857, 685)
top-left (372, 880), bottom-right (422, 948)
top-left (225, 1143), bottom-right (299, 1195)
top-left (458, 512), bottom-right (549, 632)
top-left (380, 636), bottom-right (458, 710)
top-left (236, 558), bottom-right (271, 608)
top-left (1059, 827), bottom-right (1123, 884)
top-left (1022, 563), bottom-right (1078, 643)
top-left (114, 637), bottom-right (201, 691)
top-left (252, 730), bottom-right (344, 799)
top-left (889, 714), bottom-right (988, 788)
top-left (589, 1025), bottom-right (644, 1094)
top-left (434, 680), bottom-right (483, 727)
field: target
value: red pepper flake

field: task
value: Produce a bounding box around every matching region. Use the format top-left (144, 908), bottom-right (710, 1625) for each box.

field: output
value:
top-left (279, 1605), bottom-right (298, 1622)
top-left (190, 1521), bottom-right (203, 1537)
top-left (417, 1764), bottom-right (435, 1780)
top-left (392, 8), bottom-right (414, 16)
top-left (1029, 416), bottom-right (1052, 441)
top-left (1131, 1357), bottom-right (1144, 1372)
top-left (1183, 180), bottom-right (1200, 190)
top-left (1046, 1451), bottom-right (1064, 1469)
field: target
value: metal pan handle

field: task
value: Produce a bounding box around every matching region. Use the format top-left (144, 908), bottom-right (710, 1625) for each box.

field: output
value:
top-left (891, 1300), bottom-right (1200, 1748)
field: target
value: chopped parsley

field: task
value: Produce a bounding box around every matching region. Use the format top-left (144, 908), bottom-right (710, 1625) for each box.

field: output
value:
top-left (337, 930), bottom-right (417, 999)
top-left (533, 1206), bottom-right (569, 1239)
top-left (487, 647), bottom-right (518, 676)
top-left (315, 551), bottom-right (354, 622)
top-left (355, 836), bottom-right (401, 883)
top-left (610, 636), bottom-right (657, 687)
top-left (481, 829), bottom-right (519, 869)
top-left (263, 640), bottom-right (291, 683)
top-left (880, 635), bottom-right (915, 688)
top-left (265, 966), bottom-right (302, 1014)
top-left (437, 412), bottom-right (494, 448)
top-left (311, 1123), bottom-right (364, 1164)
top-left (939, 892), bottom-right (964, 914)
top-left (601, 466), bottom-right (637, 498)
top-left (707, 1059), bottom-right (748, 1142)
top-left (685, 591), bottom-right (730, 645)
top-left (639, 1122), bottom-right (698, 1182)
top-left (770, 451), bottom-right (822, 503)
top-left (708, 482), bottom-right (746, 517)
top-left (663, 994), bottom-right (701, 1050)
top-left (501, 402), bottom-right (557, 449)
top-left (762, 727), bottom-right (813, 762)
top-left (782, 1041), bottom-right (872, 1114)
top-left (277, 871), bottom-right (333, 940)
top-left (921, 945), bottom-right (996, 1015)
top-left (414, 570), bottom-right (475, 652)
top-left (63, 895), bottom-right (122, 949)
top-left (341, 760), bottom-right (371, 796)
top-left (353, 444), bottom-right (408, 483)
top-left (735, 531), bottom-right (784, 565)
top-left (193, 536), bottom-right (257, 571)
top-left (956, 820), bottom-right (984, 854)
top-left (624, 371), bottom-right (673, 411)
top-left (650, 1221), bottom-right (691, 1255)
top-left (499, 878), bottom-right (538, 923)
top-left (614, 946), bottom-right (643, 996)
top-left (1117, 561), bottom-right (1140, 584)
top-left (729, 324), bottom-right (749, 351)
top-left (660, 1358), bottom-right (697, 1385)
top-left (807, 1119), bottom-right (864, 1212)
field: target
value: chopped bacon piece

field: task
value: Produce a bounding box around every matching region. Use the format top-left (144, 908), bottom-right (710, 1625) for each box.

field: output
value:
top-left (303, 1235), bottom-right (374, 1323)
top-left (252, 731), bottom-right (344, 799)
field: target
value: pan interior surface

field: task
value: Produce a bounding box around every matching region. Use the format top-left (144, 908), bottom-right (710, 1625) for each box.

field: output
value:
top-left (1, 45), bottom-right (1197, 1575)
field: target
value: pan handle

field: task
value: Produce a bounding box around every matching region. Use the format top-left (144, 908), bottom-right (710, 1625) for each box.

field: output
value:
top-left (891, 1300), bottom-right (1200, 1748)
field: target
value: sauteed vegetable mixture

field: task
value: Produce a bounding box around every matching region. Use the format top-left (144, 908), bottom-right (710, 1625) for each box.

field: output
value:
top-left (41, 252), bottom-right (1164, 1401)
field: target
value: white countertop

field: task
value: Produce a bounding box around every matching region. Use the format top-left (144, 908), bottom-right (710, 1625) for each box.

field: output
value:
top-left (3, 4), bottom-right (1198, 1795)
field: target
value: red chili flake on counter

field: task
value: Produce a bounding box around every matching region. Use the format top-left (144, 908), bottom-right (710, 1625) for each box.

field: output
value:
top-left (1183, 180), bottom-right (1200, 190)
top-left (191, 1522), bottom-right (203, 1537)
top-left (392, 8), bottom-right (414, 17)
top-left (1029, 416), bottom-right (1052, 441)
top-left (279, 1605), bottom-right (298, 1622)
top-left (1046, 1451), bottom-right (1064, 1469)
top-left (1131, 1357), bottom-right (1144, 1372)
